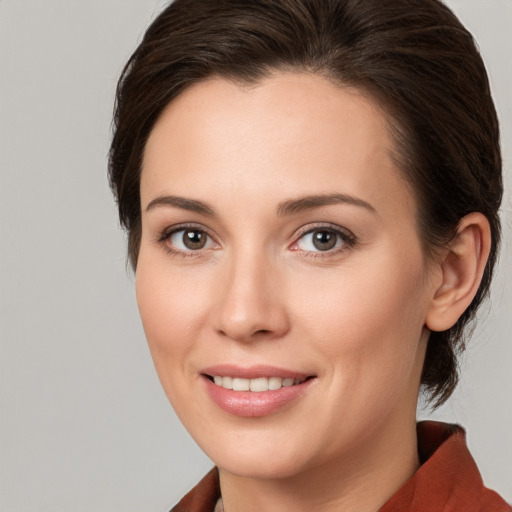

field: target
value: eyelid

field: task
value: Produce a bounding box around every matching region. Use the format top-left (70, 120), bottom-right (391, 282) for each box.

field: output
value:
top-left (293, 222), bottom-right (354, 238)
top-left (159, 222), bottom-right (216, 240)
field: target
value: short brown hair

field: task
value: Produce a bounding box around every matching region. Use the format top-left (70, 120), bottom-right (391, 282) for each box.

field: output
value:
top-left (109, 0), bottom-right (502, 406)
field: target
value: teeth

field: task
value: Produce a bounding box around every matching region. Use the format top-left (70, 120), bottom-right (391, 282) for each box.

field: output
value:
top-left (212, 375), bottom-right (306, 391)
top-left (268, 377), bottom-right (282, 390)
top-left (232, 378), bottom-right (250, 391)
top-left (249, 377), bottom-right (268, 392)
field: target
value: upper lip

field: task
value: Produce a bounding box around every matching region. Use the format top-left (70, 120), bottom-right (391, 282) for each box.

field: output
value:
top-left (201, 364), bottom-right (314, 380)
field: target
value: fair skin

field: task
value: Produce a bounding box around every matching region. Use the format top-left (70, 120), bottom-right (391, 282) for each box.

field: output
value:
top-left (136, 72), bottom-right (490, 512)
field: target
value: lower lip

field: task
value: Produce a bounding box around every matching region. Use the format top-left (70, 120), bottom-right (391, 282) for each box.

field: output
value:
top-left (202, 376), bottom-right (315, 417)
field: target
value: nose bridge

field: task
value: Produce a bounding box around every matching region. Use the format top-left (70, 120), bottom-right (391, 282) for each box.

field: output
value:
top-left (214, 244), bottom-right (288, 342)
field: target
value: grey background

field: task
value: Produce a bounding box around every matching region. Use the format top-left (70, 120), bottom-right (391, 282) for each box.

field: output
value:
top-left (0, 1), bottom-right (510, 510)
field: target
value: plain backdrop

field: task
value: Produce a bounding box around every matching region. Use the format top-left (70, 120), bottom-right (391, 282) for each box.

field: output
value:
top-left (0, 1), bottom-right (511, 510)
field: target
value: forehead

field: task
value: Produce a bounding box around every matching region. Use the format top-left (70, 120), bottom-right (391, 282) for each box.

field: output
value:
top-left (141, 72), bottom-right (414, 219)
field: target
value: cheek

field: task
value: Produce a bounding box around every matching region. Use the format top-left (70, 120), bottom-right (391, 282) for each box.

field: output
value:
top-left (134, 256), bottom-right (219, 422)
top-left (292, 247), bottom-right (429, 389)
top-left (135, 253), bottom-right (212, 371)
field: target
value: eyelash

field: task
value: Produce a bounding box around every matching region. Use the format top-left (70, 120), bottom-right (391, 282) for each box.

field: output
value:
top-left (156, 222), bottom-right (357, 259)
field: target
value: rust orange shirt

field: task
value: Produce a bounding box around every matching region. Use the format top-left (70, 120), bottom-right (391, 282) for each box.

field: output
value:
top-left (171, 421), bottom-right (511, 511)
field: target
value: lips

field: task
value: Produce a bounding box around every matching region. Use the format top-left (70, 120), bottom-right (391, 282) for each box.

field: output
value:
top-left (201, 365), bottom-right (316, 417)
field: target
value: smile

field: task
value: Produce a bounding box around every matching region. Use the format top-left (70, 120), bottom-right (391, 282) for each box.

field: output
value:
top-left (211, 376), bottom-right (307, 392)
top-left (202, 367), bottom-right (316, 417)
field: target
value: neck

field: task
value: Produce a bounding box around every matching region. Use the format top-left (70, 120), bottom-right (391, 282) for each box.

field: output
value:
top-left (219, 413), bottom-right (420, 512)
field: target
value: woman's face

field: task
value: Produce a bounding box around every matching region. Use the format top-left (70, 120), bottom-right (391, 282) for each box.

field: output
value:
top-left (137, 73), bottom-right (437, 479)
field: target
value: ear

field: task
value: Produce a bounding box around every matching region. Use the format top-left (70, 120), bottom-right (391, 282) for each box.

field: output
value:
top-left (425, 212), bottom-right (491, 332)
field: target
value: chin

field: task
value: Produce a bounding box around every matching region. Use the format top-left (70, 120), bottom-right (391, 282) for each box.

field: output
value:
top-left (217, 454), bottom-right (306, 480)
top-left (198, 430), bottom-right (316, 480)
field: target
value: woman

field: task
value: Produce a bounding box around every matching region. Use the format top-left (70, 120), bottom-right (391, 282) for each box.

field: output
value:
top-left (109, 0), bottom-right (511, 510)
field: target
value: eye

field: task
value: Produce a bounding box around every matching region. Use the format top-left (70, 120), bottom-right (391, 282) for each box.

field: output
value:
top-left (164, 227), bottom-right (217, 253)
top-left (292, 226), bottom-right (355, 254)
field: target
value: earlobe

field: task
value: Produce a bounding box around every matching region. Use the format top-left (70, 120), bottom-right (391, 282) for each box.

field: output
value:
top-left (425, 212), bottom-right (491, 332)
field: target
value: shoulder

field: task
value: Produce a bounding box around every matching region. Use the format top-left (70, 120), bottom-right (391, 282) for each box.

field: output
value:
top-left (379, 421), bottom-right (511, 512)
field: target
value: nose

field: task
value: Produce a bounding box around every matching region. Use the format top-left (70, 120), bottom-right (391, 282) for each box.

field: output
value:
top-left (212, 251), bottom-right (290, 343)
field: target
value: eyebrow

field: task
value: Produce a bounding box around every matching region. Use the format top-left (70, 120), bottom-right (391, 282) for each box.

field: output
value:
top-left (146, 195), bottom-right (216, 216)
top-left (276, 193), bottom-right (376, 216)
top-left (145, 193), bottom-right (376, 217)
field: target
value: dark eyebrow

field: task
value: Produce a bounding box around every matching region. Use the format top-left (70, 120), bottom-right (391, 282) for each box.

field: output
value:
top-left (145, 192), bottom-right (376, 217)
top-left (145, 195), bottom-right (217, 217)
top-left (276, 193), bottom-right (376, 216)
